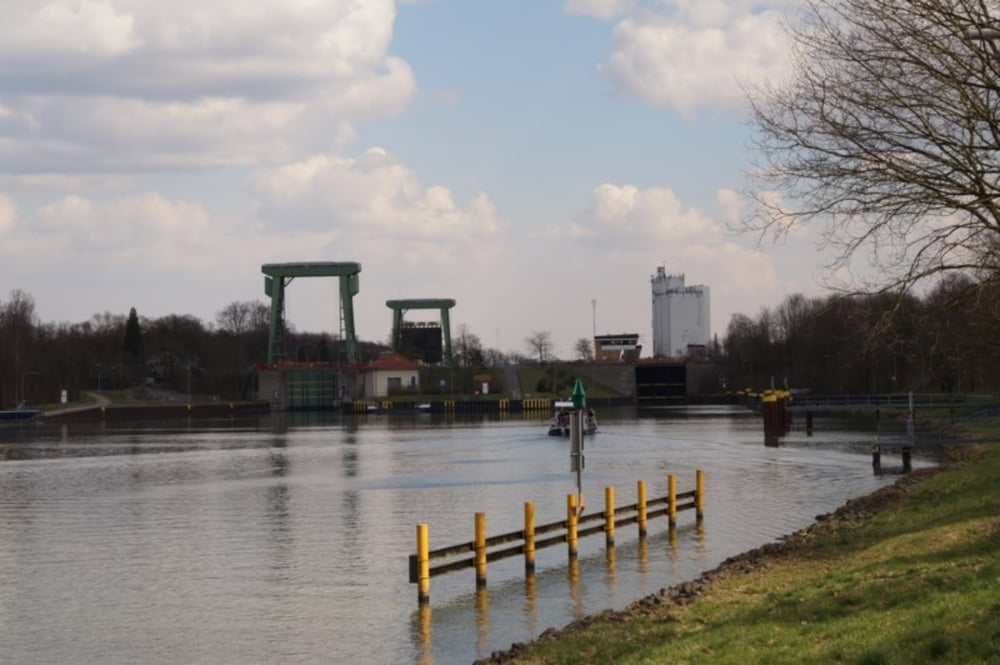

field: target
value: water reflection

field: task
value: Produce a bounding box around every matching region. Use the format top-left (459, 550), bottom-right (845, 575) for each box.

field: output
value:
top-left (637, 536), bottom-right (649, 575)
top-left (417, 605), bottom-right (433, 665)
top-left (475, 588), bottom-right (490, 656)
top-left (604, 545), bottom-right (618, 609)
top-left (568, 558), bottom-right (583, 621)
top-left (522, 575), bottom-right (538, 639)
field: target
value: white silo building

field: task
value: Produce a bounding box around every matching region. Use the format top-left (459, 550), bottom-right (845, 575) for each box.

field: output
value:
top-left (651, 267), bottom-right (710, 358)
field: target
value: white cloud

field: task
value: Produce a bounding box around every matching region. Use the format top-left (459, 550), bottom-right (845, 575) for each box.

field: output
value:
top-left (28, 193), bottom-right (215, 266)
top-left (0, 194), bottom-right (16, 234)
top-left (590, 2), bottom-right (795, 115)
top-left (0, 173), bottom-right (133, 192)
top-left (2, 0), bottom-right (139, 57)
top-left (573, 182), bottom-right (720, 248)
top-left (564, 0), bottom-right (634, 20)
top-left (250, 148), bottom-right (507, 254)
top-left (0, 0), bottom-right (414, 173)
top-left (0, 146), bottom-right (515, 335)
top-left (715, 188), bottom-right (744, 225)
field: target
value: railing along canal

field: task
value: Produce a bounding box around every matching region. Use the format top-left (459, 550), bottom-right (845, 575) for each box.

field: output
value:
top-left (409, 470), bottom-right (704, 605)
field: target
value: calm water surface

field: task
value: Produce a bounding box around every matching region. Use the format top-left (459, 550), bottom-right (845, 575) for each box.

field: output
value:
top-left (0, 407), bottom-right (932, 664)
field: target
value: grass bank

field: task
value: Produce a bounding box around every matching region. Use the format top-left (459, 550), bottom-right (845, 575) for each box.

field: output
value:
top-left (484, 425), bottom-right (1000, 665)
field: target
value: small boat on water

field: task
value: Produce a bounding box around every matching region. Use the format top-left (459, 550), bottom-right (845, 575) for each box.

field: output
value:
top-left (0, 409), bottom-right (42, 425)
top-left (547, 401), bottom-right (598, 437)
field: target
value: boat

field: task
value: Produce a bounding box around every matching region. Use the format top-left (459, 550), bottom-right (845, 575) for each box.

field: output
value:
top-left (0, 409), bottom-right (42, 425)
top-left (547, 402), bottom-right (598, 437)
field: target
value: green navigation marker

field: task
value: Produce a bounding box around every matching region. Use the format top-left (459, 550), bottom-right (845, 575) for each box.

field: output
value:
top-left (570, 378), bottom-right (586, 410)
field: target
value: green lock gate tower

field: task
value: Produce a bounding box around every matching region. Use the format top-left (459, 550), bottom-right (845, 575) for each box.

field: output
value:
top-left (262, 262), bottom-right (361, 364)
top-left (386, 298), bottom-right (456, 364)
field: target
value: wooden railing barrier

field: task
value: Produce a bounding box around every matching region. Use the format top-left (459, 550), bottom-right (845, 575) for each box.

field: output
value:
top-left (409, 470), bottom-right (705, 605)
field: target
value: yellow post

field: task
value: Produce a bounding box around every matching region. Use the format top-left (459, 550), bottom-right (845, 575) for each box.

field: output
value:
top-left (637, 479), bottom-right (647, 537)
top-left (696, 469), bottom-right (705, 521)
top-left (417, 523), bottom-right (430, 605)
top-left (566, 493), bottom-right (578, 560)
top-left (524, 502), bottom-right (536, 575)
top-left (604, 485), bottom-right (615, 547)
top-left (475, 512), bottom-right (487, 587)
top-left (668, 474), bottom-right (677, 528)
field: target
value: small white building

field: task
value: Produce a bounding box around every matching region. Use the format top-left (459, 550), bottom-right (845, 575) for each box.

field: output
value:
top-left (650, 267), bottom-right (710, 358)
top-left (361, 352), bottom-right (420, 397)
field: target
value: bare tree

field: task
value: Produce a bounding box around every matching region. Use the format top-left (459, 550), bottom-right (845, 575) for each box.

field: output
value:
top-left (573, 337), bottom-right (594, 361)
top-left (524, 330), bottom-right (554, 363)
top-left (216, 300), bottom-right (271, 335)
top-left (452, 325), bottom-right (485, 367)
top-left (746, 0), bottom-right (1000, 298)
top-left (0, 289), bottom-right (37, 405)
top-left (216, 301), bottom-right (252, 335)
top-left (248, 301), bottom-right (270, 332)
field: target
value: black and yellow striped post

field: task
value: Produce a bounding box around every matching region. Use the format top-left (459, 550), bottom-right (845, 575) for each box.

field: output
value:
top-left (636, 479), bottom-right (647, 537)
top-left (567, 493), bottom-right (579, 560)
top-left (695, 469), bottom-right (705, 521)
top-left (668, 473), bottom-right (677, 528)
top-left (416, 523), bottom-right (430, 605)
top-left (524, 502), bottom-right (536, 575)
top-left (474, 512), bottom-right (487, 587)
top-left (604, 485), bottom-right (616, 547)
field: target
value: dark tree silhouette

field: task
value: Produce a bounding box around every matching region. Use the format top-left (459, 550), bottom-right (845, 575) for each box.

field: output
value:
top-left (123, 307), bottom-right (144, 361)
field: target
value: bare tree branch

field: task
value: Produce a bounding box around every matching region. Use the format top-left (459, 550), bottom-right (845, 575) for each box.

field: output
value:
top-left (746, 0), bottom-right (1000, 296)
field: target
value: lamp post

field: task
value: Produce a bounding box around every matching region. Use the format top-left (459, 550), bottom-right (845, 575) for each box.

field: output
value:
top-left (19, 371), bottom-right (38, 407)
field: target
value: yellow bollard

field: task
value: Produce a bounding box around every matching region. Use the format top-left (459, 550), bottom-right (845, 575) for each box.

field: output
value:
top-left (696, 469), bottom-right (705, 521)
top-left (524, 502), bottom-right (536, 575)
top-left (604, 485), bottom-right (615, 547)
top-left (475, 512), bottom-right (487, 587)
top-left (637, 479), bottom-right (647, 537)
top-left (567, 494), bottom-right (578, 560)
top-left (417, 523), bottom-right (430, 605)
top-left (668, 474), bottom-right (677, 528)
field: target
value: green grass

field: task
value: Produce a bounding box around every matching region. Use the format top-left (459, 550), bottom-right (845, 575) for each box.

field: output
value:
top-left (503, 423), bottom-right (1000, 665)
top-left (36, 389), bottom-right (161, 412)
top-left (518, 365), bottom-right (623, 399)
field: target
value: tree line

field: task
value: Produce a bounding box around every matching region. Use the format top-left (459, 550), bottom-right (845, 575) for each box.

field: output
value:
top-left (4, 272), bottom-right (997, 408)
top-left (721, 275), bottom-right (1000, 394)
top-left (0, 290), bottom-right (525, 407)
top-left (0, 291), bottom-right (387, 406)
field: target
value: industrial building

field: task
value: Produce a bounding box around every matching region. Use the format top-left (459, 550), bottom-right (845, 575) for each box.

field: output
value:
top-left (650, 267), bottom-right (710, 358)
top-left (594, 334), bottom-right (641, 362)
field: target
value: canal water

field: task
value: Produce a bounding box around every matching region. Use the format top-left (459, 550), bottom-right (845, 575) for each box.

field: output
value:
top-left (0, 407), bottom-right (931, 665)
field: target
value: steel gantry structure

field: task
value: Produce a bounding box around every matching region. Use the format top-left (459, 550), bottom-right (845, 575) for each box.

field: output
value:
top-left (386, 298), bottom-right (456, 364)
top-left (262, 262), bottom-right (361, 364)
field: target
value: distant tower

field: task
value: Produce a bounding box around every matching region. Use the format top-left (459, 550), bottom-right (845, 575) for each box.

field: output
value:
top-left (651, 267), bottom-right (710, 358)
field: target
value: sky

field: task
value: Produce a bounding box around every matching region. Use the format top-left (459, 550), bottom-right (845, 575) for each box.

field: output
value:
top-left (0, 0), bottom-right (829, 359)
